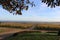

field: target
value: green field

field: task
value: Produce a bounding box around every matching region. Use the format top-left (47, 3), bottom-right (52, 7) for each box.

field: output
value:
top-left (5, 31), bottom-right (59, 40)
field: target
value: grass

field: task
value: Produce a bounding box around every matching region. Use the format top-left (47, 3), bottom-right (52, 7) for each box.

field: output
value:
top-left (5, 31), bottom-right (59, 40)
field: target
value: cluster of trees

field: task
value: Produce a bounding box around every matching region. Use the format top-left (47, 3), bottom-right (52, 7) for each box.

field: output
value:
top-left (0, 0), bottom-right (60, 15)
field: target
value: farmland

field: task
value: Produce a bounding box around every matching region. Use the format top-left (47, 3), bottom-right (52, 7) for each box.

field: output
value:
top-left (0, 22), bottom-right (60, 40)
top-left (0, 22), bottom-right (60, 30)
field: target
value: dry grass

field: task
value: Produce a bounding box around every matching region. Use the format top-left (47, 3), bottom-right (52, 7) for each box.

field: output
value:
top-left (0, 22), bottom-right (60, 29)
top-left (0, 22), bottom-right (33, 28)
top-left (37, 23), bottom-right (60, 29)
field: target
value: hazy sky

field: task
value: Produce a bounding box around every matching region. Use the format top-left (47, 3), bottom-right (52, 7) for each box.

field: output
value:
top-left (0, 0), bottom-right (60, 22)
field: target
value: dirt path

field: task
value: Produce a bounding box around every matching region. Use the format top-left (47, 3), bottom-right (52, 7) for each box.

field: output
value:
top-left (0, 27), bottom-right (24, 35)
top-left (0, 27), bottom-right (58, 35)
top-left (0, 27), bottom-right (58, 40)
top-left (0, 27), bottom-right (24, 40)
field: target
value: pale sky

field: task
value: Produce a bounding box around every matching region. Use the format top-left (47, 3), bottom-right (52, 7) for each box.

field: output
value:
top-left (0, 0), bottom-right (60, 22)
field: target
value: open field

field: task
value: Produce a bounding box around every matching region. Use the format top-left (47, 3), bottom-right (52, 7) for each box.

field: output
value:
top-left (0, 22), bottom-right (33, 29)
top-left (5, 31), bottom-right (59, 40)
top-left (0, 27), bottom-right (23, 40)
top-left (0, 22), bottom-right (60, 30)
top-left (0, 27), bottom-right (58, 40)
top-left (0, 22), bottom-right (60, 40)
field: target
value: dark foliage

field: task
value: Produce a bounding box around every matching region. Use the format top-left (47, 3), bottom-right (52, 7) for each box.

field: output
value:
top-left (0, 0), bottom-right (60, 15)
top-left (42, 0), bottom-right (60, 8)
top-left (0, 0), bottom-right (35, 15)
